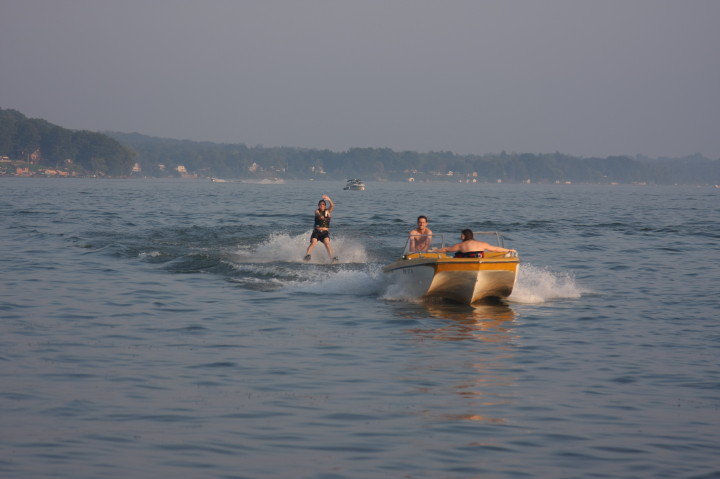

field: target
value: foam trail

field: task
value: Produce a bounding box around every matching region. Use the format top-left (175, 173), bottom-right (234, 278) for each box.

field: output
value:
top-left (380, 263), bottom-right (588, 305)
top-left (285, 265), bottom-right (386, 296)
top-left (509, 263), bottom-right (588, 304)
top-left (231, 231), bottom-right (370, 264)
top-left (380, 279), bottom-right (424, 303)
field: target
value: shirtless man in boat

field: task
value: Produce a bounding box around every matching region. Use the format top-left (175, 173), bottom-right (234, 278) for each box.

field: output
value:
top-left (305, 194), bottom-right (338, 262)
top-left (430, 229), bottom-right (516, 255)
top-left (408, 215), bottom-right (432, 251)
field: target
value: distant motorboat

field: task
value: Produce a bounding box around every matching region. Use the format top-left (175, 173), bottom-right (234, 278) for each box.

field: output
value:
top-left (343, 178), bottom-right (365, 190)
top-left (383, 232), bottom-right (519, 304)
top-left (210, 177), bottom-right (243, 183)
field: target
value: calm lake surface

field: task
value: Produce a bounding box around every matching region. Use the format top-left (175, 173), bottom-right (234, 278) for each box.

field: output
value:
top-left (1, 178), bottom-right (719, 479)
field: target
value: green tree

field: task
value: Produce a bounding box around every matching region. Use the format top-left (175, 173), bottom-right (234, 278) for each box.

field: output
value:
top-left (13, 121), bottom-right (40, 160)
top-left (34, 119), bottom-right (76, 164)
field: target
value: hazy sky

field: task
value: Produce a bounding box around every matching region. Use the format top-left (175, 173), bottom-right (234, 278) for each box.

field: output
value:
top-left (2, 0), bottom-right (719, 158)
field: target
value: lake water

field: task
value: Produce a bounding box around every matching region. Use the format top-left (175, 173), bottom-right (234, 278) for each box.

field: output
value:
top-left (1, 178), bottom-right (719, 479)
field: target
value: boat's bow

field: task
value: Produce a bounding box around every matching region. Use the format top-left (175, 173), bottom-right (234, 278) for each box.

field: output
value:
top-left (429, 251), bottom-right (518, 303)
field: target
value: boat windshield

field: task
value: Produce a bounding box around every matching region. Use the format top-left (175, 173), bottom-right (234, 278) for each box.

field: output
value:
top-left (475, 231), bottom-right (505, 248)
top-left (403, 234), bottom-right (445, 255)
top-left (402, 231), bottom-right (506, 255)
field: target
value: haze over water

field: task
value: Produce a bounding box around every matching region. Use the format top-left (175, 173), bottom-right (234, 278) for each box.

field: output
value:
top-left (1, 178), bottom-right (718, 478)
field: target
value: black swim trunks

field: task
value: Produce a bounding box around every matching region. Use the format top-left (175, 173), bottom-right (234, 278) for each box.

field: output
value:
top-left (454, 251), bottom-right (484, 258)
top-left (311, 229), bottom-right (330, 243)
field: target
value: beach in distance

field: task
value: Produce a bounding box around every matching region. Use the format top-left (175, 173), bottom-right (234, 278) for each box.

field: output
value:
top-left (1, 177), bottom-right (719, 479)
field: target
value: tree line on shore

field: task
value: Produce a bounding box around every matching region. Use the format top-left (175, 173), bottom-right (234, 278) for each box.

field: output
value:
top-left (2, 107), bottom-right (718, 185)
top-left (0, 108), bottom-right (134, 176)
top-left (110, 131), bottom-right (720, 185)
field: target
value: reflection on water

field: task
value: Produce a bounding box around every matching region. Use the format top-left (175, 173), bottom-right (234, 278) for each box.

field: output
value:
top-left (408, 300), bottom-right (517, 342)
top-left (401, 300), bottom-right (519, 424)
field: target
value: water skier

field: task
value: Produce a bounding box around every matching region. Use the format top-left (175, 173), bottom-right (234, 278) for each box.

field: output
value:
top-left (305, 194), bottom-right (338, 262)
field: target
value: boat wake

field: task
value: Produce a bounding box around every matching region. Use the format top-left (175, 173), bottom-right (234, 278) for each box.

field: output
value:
top-left (133, 227), bottom-right (587, 305)
top-left (509, 263), bottom-right (588, 304)
top-left (380, 263), bottom-right (588, 305)
top-left (285, 265), bottom-right (385, 297)
top-left (380, 281), bottom-right (426, 303)
top-left (229, 231), bottom-right (371, 264)
top-left (224, 231), bottom-right (386, 295)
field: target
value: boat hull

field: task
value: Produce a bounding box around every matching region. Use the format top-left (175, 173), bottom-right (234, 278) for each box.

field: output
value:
top-left (383, 252), bottom-right (518, 304)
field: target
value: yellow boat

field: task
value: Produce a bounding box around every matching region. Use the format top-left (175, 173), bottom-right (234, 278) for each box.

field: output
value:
top-left (383, 232), bottom-right (519, 304)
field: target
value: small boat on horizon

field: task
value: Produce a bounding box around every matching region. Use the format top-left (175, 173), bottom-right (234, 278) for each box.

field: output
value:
top-left (343, 178), bottom-right (365, 190)
top-left (210, 177), bottom-right (243, 183)
top-left (383, 232), bottom-right (519, 304)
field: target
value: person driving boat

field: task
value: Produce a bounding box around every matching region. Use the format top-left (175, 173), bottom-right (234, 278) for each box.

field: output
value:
top-left (408, 215), bottom-right (432, 251)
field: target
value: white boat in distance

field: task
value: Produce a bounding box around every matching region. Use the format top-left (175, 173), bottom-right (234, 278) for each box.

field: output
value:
top-left (383, 232), bottom-right (519, 304)
top-left (210, 177), bottom-right (242, 183)
top-left (343, 178), bottom-right (365, 190)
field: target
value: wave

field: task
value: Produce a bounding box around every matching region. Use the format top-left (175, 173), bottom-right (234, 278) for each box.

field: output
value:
top-left (380, 278), bottom-right (425, 304)
top-left (223, 231), bottom-right (386, 294)
top-left (285, 266), bottom-right (386, 297)
top-left (228, 231), bottom-right (371, 264)
top-left (379, 263), bottom-right (586, 306)
top-left (509, 263), bottom-right (588, 304)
